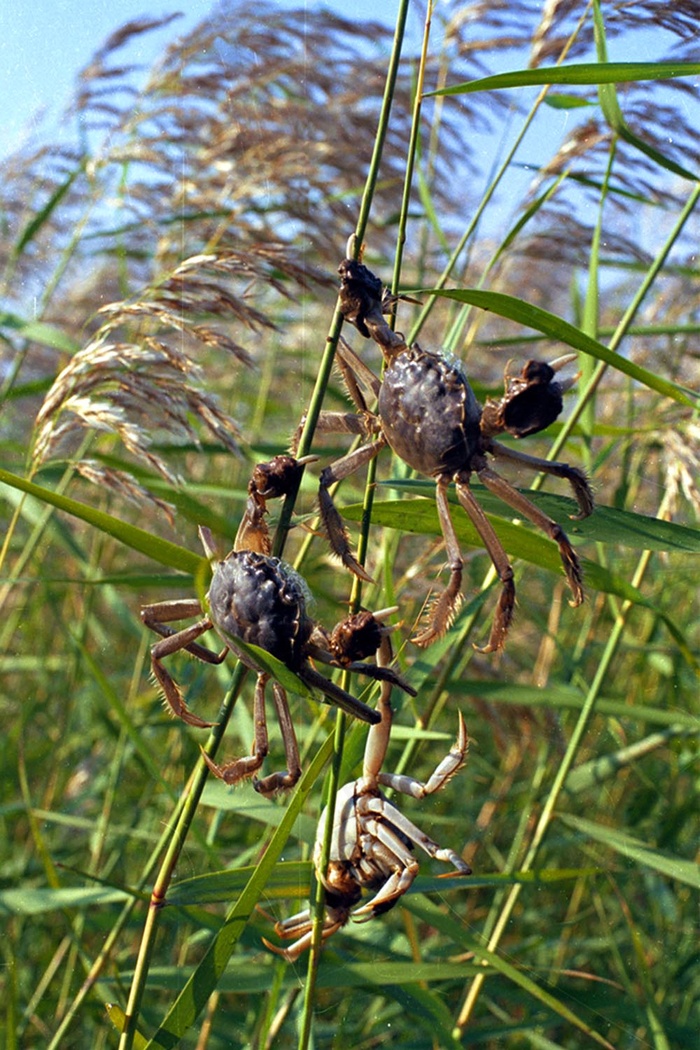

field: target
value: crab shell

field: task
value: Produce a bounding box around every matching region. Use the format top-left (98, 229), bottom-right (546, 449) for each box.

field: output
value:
top-left (377, 346), bottom-right (482, 477)
top-left (206, 549), bottom-right (313, 671)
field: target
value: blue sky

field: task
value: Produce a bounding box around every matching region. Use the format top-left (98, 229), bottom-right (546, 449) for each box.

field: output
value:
top-left (0, 1), bottom-right (397, 158)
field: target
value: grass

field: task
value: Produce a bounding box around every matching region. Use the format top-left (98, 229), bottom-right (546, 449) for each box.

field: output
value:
top-left (1, 1), bottom-right (698, 1048)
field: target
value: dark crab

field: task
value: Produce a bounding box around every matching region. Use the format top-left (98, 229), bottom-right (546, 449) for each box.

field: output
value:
top-left (141, 459), bottom-right (416, 794)
top-left (312, 258), bottom-right (594, 652)
top-left (265, 638), bottom-right (470, 961)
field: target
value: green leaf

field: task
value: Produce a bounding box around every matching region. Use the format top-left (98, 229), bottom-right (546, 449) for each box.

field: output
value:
top-left (412, 288), bottom-right (696, 406)
top-left (0, 311), bottom-right (80, 354)
top-left (198, 787), bottom-right (318, 840)
top-left (216, 636), bottom-right (315, 699)
top-left (105, 1004), bottom-right (149, 1049)
top-left (342, 495), bottom-right (644, 603)
top-left (0, 467), bottom-right (202, 575)
top-left (564, 728), bottom-right (696, 794)
top-left (446, 680), bottom-right (700, 731)
top-left (429, 61), bottom-right (700, 97)
top-left (167, 861), bottom-right (313, 907)
top-left (165, 860), bottom-right (598, 909)
top-left (342, 491), bottom-right (697, 665)
top-left (381, 479), bottom-right (700, 553)
top-left (544, 93), bottom-right (596, 110)
top-left (0, 886), bottom-right (130, 916)
top-left (558, 814), bottom-right (700, 889)
top-left (12, 161), bottom-right (85, 256)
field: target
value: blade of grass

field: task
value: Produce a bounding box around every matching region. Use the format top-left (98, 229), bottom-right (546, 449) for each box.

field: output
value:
top-left (142, 732), bottom-right (334, 1050)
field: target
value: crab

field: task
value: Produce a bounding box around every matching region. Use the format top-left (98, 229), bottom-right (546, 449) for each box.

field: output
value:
top-left (141, 459), bottom-right (416, 794)
top-left (264, 642), bottom-right (470, 960)
top-left (309, 257), bottom-right (594, 652)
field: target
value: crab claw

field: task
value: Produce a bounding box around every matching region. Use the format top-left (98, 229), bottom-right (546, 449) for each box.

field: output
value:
top-left (481, 357), bottom-right (579, 439)
top-left (547, 353), bottom-right (580, 395)
top-left (198, 525), bottom-right (220, 564)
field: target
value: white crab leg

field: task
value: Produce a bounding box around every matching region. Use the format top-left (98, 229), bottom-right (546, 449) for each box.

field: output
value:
top-left (377, 713), bottom-right (468, 799)
top-left (362, 798), bottom-right (471, 872)
top-left (352, 866), bottom-right (417, 921)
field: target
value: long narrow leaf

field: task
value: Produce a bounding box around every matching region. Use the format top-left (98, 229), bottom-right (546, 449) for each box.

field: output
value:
top-left (558, 814), bottom-right (700, 889)
top-left (0, 467), bottom-right (202, 574)
top-left (413, 289), bottom-right (696, 406)
top-left (429, 61), bottom-right (700, 97)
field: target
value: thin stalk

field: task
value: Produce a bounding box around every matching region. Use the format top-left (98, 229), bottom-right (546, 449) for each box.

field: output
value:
top-left (272, 0), bottom-right (412, 557)
top-left (453, 535), bottom-right (660, 1035)
top-left (117, 664), bottom-right (247, 1050)
top-left (293, 5), bottom-right (413, 1045)
top-left (407, 4), bottom-right (590, 344)
top-left (390, 0), bottom-right (435, 304)
top-left (296, 708), bottom-right (347, 1050)
top-left (533, 179), bottom-right (700, 475)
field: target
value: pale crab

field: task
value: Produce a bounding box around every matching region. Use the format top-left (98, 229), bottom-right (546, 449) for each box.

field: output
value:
top-left (265, 642), bottom-right (470, 960)
top-left (309, 257), bottom-right (594, 652)
top-left (141, 457), bottom-right (415, 794)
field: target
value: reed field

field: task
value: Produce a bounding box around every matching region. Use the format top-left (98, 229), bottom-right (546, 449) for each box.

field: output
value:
top-left (1, 2), bottom-right (698, 1047)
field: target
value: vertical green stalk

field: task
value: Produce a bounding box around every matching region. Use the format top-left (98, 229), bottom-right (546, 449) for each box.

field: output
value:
top-left (117, 665), bottom-right (247, 1050)
top-left (294, 5), bottom-right (413, 1046)
top-left (452, 539), bottom-right (660, 1036)
top-left (533, 179), bottom-right (700, 475)
top-left (272, 0), bottom-right (412, 556)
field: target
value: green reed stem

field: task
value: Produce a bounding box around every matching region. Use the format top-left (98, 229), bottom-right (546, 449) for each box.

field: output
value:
top-left (117, 664), bottom-right (247, 1050)
top-left (296, 5), bottom-right (413, 1046)
top-left (534, 179), bottom-right (700, 476)
top-left (453, 540), bottom-right (657, 1036)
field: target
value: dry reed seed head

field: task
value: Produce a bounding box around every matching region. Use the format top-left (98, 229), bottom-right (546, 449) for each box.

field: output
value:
top-left (75, 460), bottom-right (177, 524)
top-left (32, 331), bottom-right (241, 484)
top-left (30, 241), bottom-right (334, 493)
top-left (663, 424), bottom-right (700, 521)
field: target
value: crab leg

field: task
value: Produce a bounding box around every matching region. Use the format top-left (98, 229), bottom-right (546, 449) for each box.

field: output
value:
top-left (488, 439), bottom-right (594, 519)
top-left (335, 336), bottom-right (382, 410)
top-left (141, 604), bottom-right (225, 728)
top-left (253, 682), bottom-right (302, 795)
top-left (363, 799), bottom-right (471, 873)
top-left (378, 712), bottom-right (467, 798)
top-left (141, 600), bottom-right (225, 664)
top-left (201, 672), bottom-right (271, 784)
top-left (452, 472), bottom-right (516, 653)
top-left (477, 464), bottom-right (584, 607)
top-left (411, 474), bottom-right (465, 647)
top-left (360, 677), bottom-right (393, 788)
top-left (318, 438), bottom-right (386, 583)
top-left (263, 914), bottom-right (345, 963)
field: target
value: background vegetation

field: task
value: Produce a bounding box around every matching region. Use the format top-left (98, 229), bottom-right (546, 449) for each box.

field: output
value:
top-left (1, 1), bottom-right (698, 1047)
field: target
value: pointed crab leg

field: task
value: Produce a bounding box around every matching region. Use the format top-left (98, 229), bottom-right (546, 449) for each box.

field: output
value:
top-left (411, 474), bottom-right (465, 647)
top-left (453, 472), bottom-right (516, 653)
top-left (476, 464), bottom-right (584, 607)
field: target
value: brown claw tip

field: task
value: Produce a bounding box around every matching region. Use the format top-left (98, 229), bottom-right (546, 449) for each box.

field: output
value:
top-left (342, 555), bottom-right (374, 584)
top-left (261, 937), bottom-right (292, 960)
top-left (199, 746), bottom-right (225, 777)
top-left (410, 627), bottom-right (440, 648)
top-left (437, 866), bottom-right (472, 879)
top-left (473, 640), bottom-right (503, 655)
